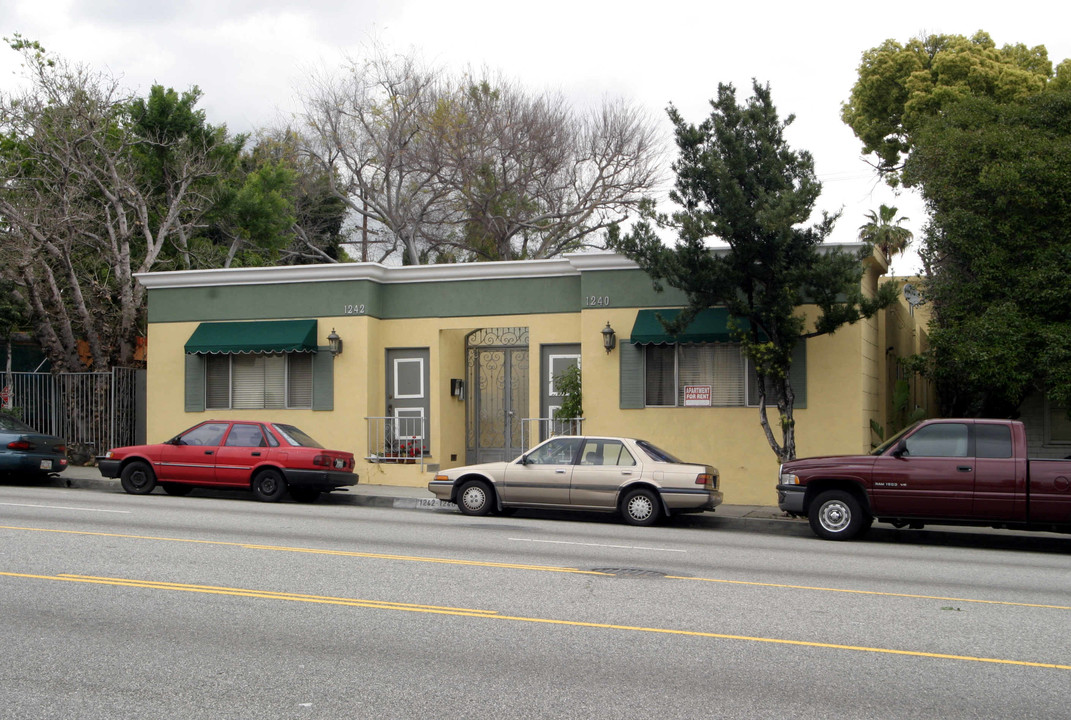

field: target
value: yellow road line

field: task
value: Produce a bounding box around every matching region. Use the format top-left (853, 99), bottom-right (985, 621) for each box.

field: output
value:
top-left (665, 575), bottom-right (1071, 611)
top-left (2, 571), bottom-right (1068, 671)
top-left (3, 524), bottom-right (1067, 610)
top-left (0, 525), bottom-right (607, 576)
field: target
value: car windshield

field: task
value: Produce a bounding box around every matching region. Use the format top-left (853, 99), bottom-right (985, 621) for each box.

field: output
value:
top-left (0, 414), bottom-right (35, 433)
top-left (635, 439), bottom-right (682, 463)
top-left (871, 422), bottom-right (921, 455)
top-left (271, 423), bottom-right (323, 448)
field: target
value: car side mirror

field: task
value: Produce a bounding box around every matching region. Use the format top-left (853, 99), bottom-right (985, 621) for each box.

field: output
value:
top-left (519, 454), bottom-right (529, 465)
top-left (891, 442), bottom-right (908, 458)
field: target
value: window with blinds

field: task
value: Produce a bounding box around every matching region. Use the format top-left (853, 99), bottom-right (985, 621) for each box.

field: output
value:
top-left (645, 344), bottom-right (746, 407)
top-left (204, 353), bottom-right (314, 410)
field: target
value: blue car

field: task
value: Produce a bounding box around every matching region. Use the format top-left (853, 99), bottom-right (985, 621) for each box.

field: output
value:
top-left (0, 414), bottom-right (68, 479)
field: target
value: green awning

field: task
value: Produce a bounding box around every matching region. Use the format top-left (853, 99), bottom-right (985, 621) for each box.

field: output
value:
top-left (629, 308), bottom-right (747, 345)
top-left (184, 319), bottom-right (318, 355)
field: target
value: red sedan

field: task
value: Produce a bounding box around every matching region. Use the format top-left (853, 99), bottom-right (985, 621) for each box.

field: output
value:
top-left (98, 420), bottom-right (357, 503)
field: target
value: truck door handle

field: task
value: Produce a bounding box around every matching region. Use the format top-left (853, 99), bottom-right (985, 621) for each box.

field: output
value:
top-left (957, 466), bottom-right (972, 472)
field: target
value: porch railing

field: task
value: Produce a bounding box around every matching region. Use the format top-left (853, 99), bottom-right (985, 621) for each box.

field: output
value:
top-left (365, 416), bottom-right (428, 471)
top-left (519, 417), bottom-right (584, 452)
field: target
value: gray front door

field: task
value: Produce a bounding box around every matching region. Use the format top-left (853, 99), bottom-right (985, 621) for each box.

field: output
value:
top-left (386, 348), bottom-right (430, 457)
top-left (466, 328), bottom-right (529, 464)
top-left (540, 344), bottom-right (581, 441)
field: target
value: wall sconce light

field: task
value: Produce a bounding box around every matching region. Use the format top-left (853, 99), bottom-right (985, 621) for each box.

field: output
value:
top-left (602, 322), bottom-right (617, 354)
top-left (327, 328), bottom-right (343, 357)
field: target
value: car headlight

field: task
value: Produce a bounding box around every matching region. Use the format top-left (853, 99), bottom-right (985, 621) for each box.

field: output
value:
top-left (778, 465), bottom-right (798, 485)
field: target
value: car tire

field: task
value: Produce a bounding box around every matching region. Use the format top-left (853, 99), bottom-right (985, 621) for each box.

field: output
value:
top-left (457, 480), bottom-right (493, 516)
top-left (120, 461), bottom-right (157, 495)
top-left (621, 488), bottom-right (661, 526)
top-left (809, 490), bottom-right (869, 541)
top-left (289, 488), bottom-right (321, 503)
top-left (161, 483), bottom-right (193, 496)
top-left (252, 469), bottom-right (287, 502)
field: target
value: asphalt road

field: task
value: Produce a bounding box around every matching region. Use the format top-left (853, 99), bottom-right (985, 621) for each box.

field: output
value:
top-left (2, 481), bottom-right (1070, 719)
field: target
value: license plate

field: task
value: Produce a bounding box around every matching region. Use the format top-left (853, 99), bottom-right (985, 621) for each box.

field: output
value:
top-left (334, 458), bottom-right (345, 469)
top-left (40, 460), bottom-right (52, 470)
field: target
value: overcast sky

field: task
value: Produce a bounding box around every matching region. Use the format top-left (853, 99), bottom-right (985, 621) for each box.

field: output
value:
top-left (3, 0), bottom-right (1069, 274)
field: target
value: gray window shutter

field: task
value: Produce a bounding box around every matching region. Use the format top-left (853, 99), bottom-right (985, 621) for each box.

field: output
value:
top-left (184, 354), bottom-right (205, 412)
top-left (619, 342), bottom-right (645, 409)
top-left (312, 348), bottom-right (334, 411)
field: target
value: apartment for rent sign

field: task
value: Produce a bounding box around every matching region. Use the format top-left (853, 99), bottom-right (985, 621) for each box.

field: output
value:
top-left (683, 385), bottom-right (711, 407)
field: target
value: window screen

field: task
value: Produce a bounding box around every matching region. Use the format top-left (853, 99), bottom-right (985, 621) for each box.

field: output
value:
top-left (204, 353), bottom-right (314, 410)
top-left (645, 344), bottom-right (745, 407)
top-left (644, 345), bottom-right (676, 406)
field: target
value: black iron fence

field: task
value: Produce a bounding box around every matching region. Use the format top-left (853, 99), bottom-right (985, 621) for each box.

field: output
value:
top-left (2, 368), bottom-right (143, 462)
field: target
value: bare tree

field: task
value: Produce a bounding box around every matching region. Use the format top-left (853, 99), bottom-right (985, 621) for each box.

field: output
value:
top-left (0, 38), bottom-right (222, 370)
top-left (295, 51), bottom-right (663, 264)
top-left (297, 49), bottom-right (454, 265)
top-left (444, 76), bottom-right (663, 261)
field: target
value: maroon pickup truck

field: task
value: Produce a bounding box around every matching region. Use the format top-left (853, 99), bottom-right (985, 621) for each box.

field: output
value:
top-left (777, 419), bottom-right (1071, 540)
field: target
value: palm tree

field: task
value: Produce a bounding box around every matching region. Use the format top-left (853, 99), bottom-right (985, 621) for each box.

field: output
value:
top-left (859, 204), bottom-right (913, 262)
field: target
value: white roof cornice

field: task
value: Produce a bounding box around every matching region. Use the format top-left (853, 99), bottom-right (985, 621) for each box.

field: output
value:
top-left (134, 253), bottom-right (637, 289)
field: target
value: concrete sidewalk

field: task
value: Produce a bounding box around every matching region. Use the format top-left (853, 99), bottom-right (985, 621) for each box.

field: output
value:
top-left (51, 464), bottom-right (793, 521)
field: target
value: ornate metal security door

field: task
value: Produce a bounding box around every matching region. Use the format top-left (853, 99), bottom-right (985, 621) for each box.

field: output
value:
top-left (466, 327), bottom-right (529, 464)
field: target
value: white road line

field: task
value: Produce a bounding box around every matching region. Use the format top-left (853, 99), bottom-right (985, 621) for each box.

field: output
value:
top-left (0, 502), bottom-right (131, 514)
top-left (509, 538), bottom-right (685, 552)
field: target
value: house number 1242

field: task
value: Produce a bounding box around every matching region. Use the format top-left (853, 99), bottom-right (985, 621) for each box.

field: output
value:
top-left (344, 304), bottom-right (366, 315)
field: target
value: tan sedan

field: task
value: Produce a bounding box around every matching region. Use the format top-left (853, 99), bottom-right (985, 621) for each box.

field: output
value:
top-left (428, 436), bottom-right (722, 526)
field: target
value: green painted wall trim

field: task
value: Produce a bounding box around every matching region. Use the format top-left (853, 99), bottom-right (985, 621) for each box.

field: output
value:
top-left (148, 275), bottom-right (582, 323)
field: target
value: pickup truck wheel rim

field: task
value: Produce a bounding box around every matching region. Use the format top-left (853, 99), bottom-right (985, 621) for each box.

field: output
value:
top-left (819, 500), bottom-right (851, 533)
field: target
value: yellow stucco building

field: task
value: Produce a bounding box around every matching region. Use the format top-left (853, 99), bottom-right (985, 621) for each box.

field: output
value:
top-left (137, 248), bottom-right (931, 505)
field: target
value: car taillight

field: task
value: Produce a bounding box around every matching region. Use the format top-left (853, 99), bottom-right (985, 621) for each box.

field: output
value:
top-left (55, 445), bottom-right (67, 454)
top-left (313, 454), bottom-right (331, 467)
top-left (8, 440), bottom-right (34, 451)
top-left (695, 473), bottom-right (713, 485)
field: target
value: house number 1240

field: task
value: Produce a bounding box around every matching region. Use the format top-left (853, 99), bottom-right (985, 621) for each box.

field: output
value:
top-left (586, 296), bottom-right (611, 307)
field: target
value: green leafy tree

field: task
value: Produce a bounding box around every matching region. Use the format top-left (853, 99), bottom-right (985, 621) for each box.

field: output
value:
top-left (905, 90), bottom-right (1071, 416)
top-left (858, 204), bottom-right (913, 264)
top-left (845, 31), bottom-right (1071, 417)
top-left (842, 31), bottom-right (1067, 184)
top-left (610, 81), bottom-right (897, 462)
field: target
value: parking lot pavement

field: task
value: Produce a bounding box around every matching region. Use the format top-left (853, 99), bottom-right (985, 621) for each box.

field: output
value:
top-left (47, 465), bottom-right (793, 520)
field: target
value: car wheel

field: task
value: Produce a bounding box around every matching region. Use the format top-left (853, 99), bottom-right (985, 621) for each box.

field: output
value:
top-left (120, 461), bottom-right (156, 495)
top-left (621, 488), bottom-right (661, 526)
top-left (161, 483), bottom-right (193, 496)
top-left (252, 469), bottom-right (287, 502)
top-left (809, 490), bottom-right (869, 540)
top-left (289, 488), bottom-right (321, 503)
top-left (457, 480), bottom-right (493, 516)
